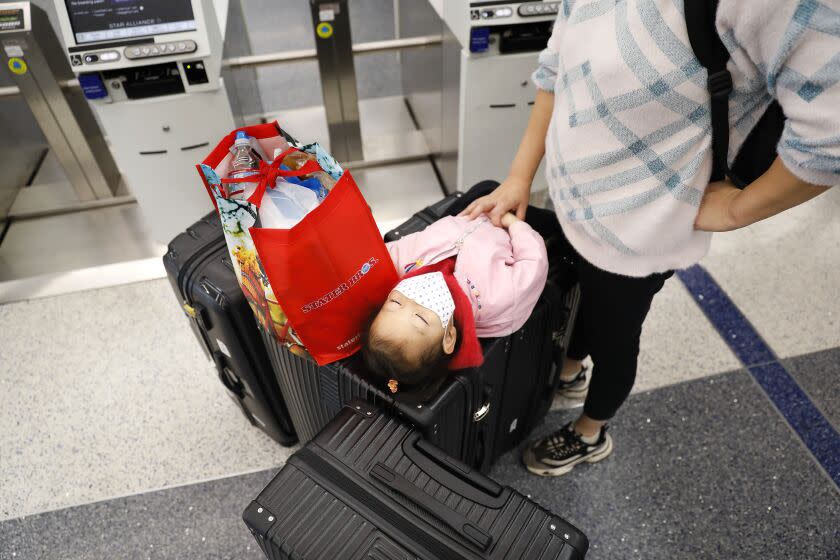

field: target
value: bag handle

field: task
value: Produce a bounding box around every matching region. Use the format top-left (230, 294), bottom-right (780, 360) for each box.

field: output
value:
top-left (399, 432), bottom-right (506, 508)
top-left (220, 147), bottom-right (321, 205)
top-left (684, 0), bottom-right (732, 182)
top-left (370, 462), bottom-right (493, 551)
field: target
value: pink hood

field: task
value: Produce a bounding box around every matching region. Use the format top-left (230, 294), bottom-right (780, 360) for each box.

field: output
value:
top-left (386, 216), bottom-right (549, 337)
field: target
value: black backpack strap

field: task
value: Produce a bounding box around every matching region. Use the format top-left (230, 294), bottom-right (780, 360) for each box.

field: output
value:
top-left (685, 0), bottom-right (733, 182)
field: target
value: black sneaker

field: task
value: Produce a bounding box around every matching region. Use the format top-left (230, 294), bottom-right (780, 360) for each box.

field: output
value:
top-left (522, 422), bottom-right (613, 477)
top-left (556, 366), bottom-right (589, 399)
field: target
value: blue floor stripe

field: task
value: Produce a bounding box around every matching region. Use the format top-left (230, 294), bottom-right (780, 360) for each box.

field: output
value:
top-left (677, 265), bottom-right (840, 486)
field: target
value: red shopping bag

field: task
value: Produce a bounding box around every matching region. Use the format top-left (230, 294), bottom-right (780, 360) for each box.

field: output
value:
top-left (250, 165), bottom-right (398, 365)
top-left (197, 121), bottom-right (398, 365)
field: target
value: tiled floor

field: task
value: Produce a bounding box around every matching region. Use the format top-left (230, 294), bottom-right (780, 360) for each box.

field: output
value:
top-left (783, 347), bottom-right (840, 432)
top-left (2, 370), bottom-right (836, 559)
top-left (0, 470), bottom-right (276, 560)
top-left (493, 372), bottom-right (840, 560)
top-left (0, 281), bottom-right (291, 522)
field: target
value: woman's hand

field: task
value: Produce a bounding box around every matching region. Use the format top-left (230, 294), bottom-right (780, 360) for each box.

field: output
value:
top-left (695, 159), bottom-right (830, 232)
top-left (459, 176), bottom-right (531, 226)
top-left (694, 181), bottom-right (742, 232)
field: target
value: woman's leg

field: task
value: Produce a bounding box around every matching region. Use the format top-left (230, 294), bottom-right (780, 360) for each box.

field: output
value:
top-left (575, 260), bottom-right (671, 424)
top-left (524, 256), bottom-right (671, 476)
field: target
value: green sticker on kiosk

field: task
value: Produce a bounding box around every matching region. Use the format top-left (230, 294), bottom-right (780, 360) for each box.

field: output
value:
top-left (8, 57), bottom-right (27, 75)
top-left (317, 22), bottom-right (334, 39)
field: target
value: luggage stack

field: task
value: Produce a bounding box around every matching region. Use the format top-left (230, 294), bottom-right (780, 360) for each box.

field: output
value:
top-left (260, 194), bottom-right (581, 473)
top-left (165, 193), bottom-right (588, 558)
top-left (243, 401), bottom-right (589, 560)
top-left (164, 212), bottom-right (297, 446)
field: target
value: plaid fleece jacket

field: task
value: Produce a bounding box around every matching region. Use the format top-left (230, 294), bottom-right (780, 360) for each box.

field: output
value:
top-left (533, 0), bottom-right (840, 276)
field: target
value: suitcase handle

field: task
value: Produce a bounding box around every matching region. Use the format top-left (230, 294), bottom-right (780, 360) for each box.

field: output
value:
top-left (370, 463), bottom-right (493, 551)
top-left (212, 352), bottom-right (246, 399)
top-left (402, 433), bottom-right (506, 508)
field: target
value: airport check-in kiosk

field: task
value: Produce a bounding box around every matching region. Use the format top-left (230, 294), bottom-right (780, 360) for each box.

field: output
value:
top-left (401, 0), bottom-right (559, 194)
top-left (0, 2), bottom-right (121, 225)
top-left (52, 0), bottom-right (235, 243)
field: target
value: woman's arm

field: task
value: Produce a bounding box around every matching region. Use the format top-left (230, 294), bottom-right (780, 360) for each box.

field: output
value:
top-left (694, 157), bottom-right (831, 232)
top-left (507, 89), bottom-right (556, 192)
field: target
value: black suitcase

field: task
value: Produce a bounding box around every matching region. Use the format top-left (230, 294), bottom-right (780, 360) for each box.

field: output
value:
top-left (264, 195), bottom-right (580, 470)
top-left (243, 401), bottom-right (589, 559)
top-left (263, 284), bottom-right (570, 472)
top-left (261, 329), bottom-right (489, 469)
top-left (164, 212), bottom-right (297, 446)
top-left (385, 193), bottom-right (582, 467)
top-left (383, 192), bottom-right (464, 242)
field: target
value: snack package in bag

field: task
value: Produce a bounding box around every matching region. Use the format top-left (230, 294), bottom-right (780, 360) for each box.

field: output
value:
top-left (197, 122), bottom-right (398, 365)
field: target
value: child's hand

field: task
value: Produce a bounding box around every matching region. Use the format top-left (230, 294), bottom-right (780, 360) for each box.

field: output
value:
top-left (500, 212), bottom-right (522, 229)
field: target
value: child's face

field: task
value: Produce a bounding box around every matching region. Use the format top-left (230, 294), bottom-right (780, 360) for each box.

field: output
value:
top-left (370, 289), bottom-right (453, 365)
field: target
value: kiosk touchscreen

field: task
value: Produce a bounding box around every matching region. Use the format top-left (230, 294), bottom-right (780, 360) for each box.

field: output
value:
top-left (64, 0), bottom-right (197, 46)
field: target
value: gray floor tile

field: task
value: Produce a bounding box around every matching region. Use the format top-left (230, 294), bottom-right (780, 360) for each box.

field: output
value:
top-left (492, 371), bottom-right (840, 560)
top-left (0, 470), bottom-right (276, 560)
top-left (783, 347), bottom-right (840, 432)
top-left (0, 205), bottom-right (162, 282)
top-left (0, 280), bottom-right (292, 521)
top-left (634, 279), bottom-right (741, 393)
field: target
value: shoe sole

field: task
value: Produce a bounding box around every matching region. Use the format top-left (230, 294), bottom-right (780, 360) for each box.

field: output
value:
top-left (524, 434), bottom-right (614, 477)
top-left (557, 385), bottom-right (589, 399)
top-left (557, 380), bottom-right (590, 400)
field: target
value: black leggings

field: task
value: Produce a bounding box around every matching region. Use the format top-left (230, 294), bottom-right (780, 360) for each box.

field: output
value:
top-left (449, 181), bottom-right (671, 421)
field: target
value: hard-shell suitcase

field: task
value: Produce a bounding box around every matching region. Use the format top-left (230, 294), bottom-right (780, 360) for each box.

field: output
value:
top-left (383, 192), bottom-right (464, 242)
top-left (383, 194), bottom-right (582, 467)
top-left (243, 401), bottom-right (589, 560)
top-left (164, 213), bottom-right (297, 446)
top-left (263, 193), bottom-right (580, 469)
top-left (263, 291), bottom-right (564, 473)
top-left (261, 329), bottom-right (491, 469)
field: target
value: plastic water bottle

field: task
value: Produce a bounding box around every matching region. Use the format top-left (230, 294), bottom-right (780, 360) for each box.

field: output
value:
top-left (228, 131), bottom-right (260, 199)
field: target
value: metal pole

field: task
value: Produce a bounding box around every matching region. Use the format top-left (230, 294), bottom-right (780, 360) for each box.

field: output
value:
top-left (310, 0), bottom-right (363, 163)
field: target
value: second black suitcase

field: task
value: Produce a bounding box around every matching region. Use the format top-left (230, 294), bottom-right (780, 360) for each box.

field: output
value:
top-left (244, 401), bottom-right (589, 559)
top-left (383, 193), bottom-right (582, 468)
top-left (262, 292), bottom-right (565, 473)
top-left (164, 213), bottom-right (297, 446)
top-left (261, 329), bottom-right (491, 468)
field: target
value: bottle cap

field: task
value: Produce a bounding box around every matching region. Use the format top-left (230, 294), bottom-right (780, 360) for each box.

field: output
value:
top-left (234, 131), bottom-right (251, 146)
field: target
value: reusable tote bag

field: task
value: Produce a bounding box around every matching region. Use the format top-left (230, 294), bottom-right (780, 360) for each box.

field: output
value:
top-left (198, 122), bottom-right (397, 364)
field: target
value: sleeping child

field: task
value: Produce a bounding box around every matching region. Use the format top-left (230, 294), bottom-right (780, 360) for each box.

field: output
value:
top-left (363, 207), bottom-right (549, 394)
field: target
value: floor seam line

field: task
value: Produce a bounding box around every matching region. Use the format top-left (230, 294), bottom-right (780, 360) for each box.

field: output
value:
top-left (676, 264), bottom-right (840, 491)
top-left (741, 361), bottom-right (840, 493)
top-left (0, 463), bottom-right (286, 524)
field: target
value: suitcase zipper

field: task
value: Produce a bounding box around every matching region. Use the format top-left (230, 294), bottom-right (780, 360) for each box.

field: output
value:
top-left (179, 238), bottom-right (227, 358)
top-left (293, 446), bottom-right (475, 560)
top-left (179, 238), bottom-right (227, 310)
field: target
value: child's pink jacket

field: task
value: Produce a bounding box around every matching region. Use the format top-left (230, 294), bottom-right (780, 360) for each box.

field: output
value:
top-left (386, 216), bottom-right (549, 337)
